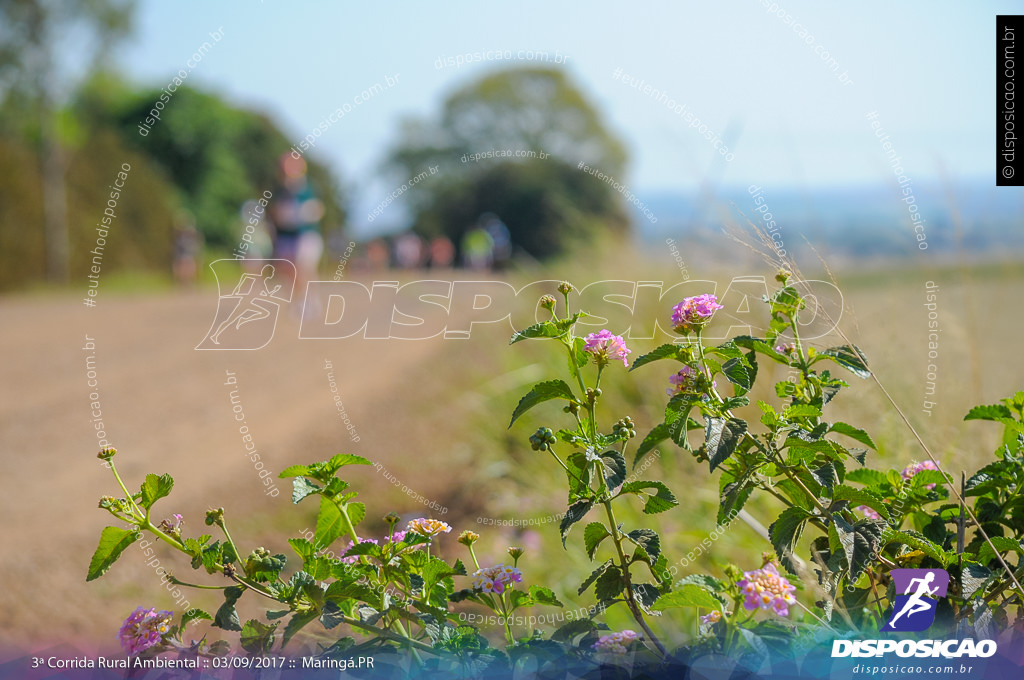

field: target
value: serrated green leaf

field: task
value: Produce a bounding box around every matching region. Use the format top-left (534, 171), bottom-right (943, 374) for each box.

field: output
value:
top-left (578, 559), bottom-right (613, 595)
top-left (784, 404), bottom-right (822, 419)
top-left (626, 528), bottom-right (661, 562)
top-left (652, 584), bottom-right (721, 610)
top-left (291, 477), bottom-right (321, 504)
top-left (630, 343), bottom-right (688, 371)
top-left (846, 468), bottom-right (888, 488)
top-left (560, 499), bottom-right (593, 546)
top-left (509, 379), bottom-right (577, 427)
top-left (87, 526), bottom-right (139, 581)
top-left (240, 619), bottom-right (278, 654)
top-left (620, 480), bottom-right (678, 514)
top-left (833, 517), bottom-right (884, 582)
top-left (600, 450), bottom-right (627, 489)
top-left (829, 422), bottom-right (877, 450)
top-left (832, 485), bottom-right (890, 521)
top-left (214, 586), bottom-right (244, 631)
top-left (584, 522), bottom-right (610, 560)
top-left (821, 345), bottom-right (870, 379)
top-left (705, 417), bottom-right (748, 471)
top-left (634, 423), bottom-right (669, 468)
top-left (723, 357), bottom-right (754, 391)
top-left (182, 609), bottom-right (213, 627)
top-left (528, 585), bottom-right (564, 607)
top-left (769, 507), bottom-right (812, 573)
top-left (140, 474), bottom-right (174, 511)
top-left (964, 404), bottom-right (1014, 421)
top-left (315, 496), bottom-right (350, 552)
top-left (884, 529), bottom-right (954, 566)
top-left (594, 566), bottom-right (625, 601)
top-left (281, 610), bottom-right (318, 648)
top-left (509, 320), bottom-right (563, 344)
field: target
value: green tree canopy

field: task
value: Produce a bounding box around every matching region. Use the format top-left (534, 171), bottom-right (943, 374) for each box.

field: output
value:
top-left (387, 67), bottom-right (630, 259)
top-left (77, 73), bottom-right (346, 247)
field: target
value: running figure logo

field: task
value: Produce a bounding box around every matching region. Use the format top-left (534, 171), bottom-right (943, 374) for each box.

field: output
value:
top-left (883, 568), bottom-right (949, 632)
top-left (196, 259), bottom-right (295, 350)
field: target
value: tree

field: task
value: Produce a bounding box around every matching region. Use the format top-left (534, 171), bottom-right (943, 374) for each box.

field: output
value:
top-left (386, 67), bottom-right (630, 259)
top-left (79, 76), bottom-right (346, 247)
top-left (0, 0), bottom-right (136, 284)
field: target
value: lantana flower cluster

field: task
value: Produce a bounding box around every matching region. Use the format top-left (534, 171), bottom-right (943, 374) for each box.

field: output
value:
top-left (470, 564), bottom-right (523, 594)
top-left (118, 607), bottom-right (173, 655)
top-left (671, 294), bottom-right (723, 334)
top-left (738, 562), bottom-right (797, 616)
top-left (583, 330), bottom-right (631, 367)
top-left (592, 630), bottom-right (640, 655)
top-left (667, 365), bottom-right (701, 396)
top-left (406, 518), bottom-right (452, 537)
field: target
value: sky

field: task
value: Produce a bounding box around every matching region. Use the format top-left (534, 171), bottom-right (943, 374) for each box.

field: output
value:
top-left (113, 1), bottom-right (1009, 234)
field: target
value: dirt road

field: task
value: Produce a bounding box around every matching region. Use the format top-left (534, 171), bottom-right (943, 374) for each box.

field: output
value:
top-left (0, 288), bottom-right (450, 652)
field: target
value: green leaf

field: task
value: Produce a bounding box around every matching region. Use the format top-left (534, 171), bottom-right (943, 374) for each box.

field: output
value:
top-left (528, 585), bottom-right (564, 607)
top-left (569, 336), bottom-right (588, 369)
top-left (705, 417), bottom-right (748, 471)
top-left (282, 610), bottom-right (319, 648)
top-left (620, 481), bottom-right (678, 514)
top-left (634, 422), bottom-right (670, 468)
top-left (976, 536), bottom-right (1024, 565)
top-left (510, 320), bottom-right (565, 344)
top-left (832, 517), bottom-right (884, 582)
top-left (845, 468), bottom-right (888, 488)
top-left (560, 500), bottom-right (594, 546)
top-left (584, 522), bottom-right (610, 560)
top-left (240, 619), bottom-right (278, 654)
top-left (140, 474), bottom-right (174, 510)
top-left (87, 527), bottom-right (139, 581)
top-left (652, 584), bottom-right (721, 610)
top-left (578, 559), bottom-right (613, 595)
top-left (723, 357), bottom-right (754, 391)
top-left (214, 586), bottom-right (244, 631)
top-left (291, 477), bottom-right (322, 504)
top-left (594, 566), bottom-right (625, 601)
top-left (769, 508), bottom-right (812, 573)
top-left (508, 379), bottom-right (577, 427)
top-left (626, 528), bottom-right (661, 562)
top-left (832, 485), bottom-right (890, 521)
top-left (629, 343), bottom-right (688, 371)
top-left (181, 609), bottom-right (213, 627)
top-left (314, 496), bottom-right (350, 552)
top-left (821, 345), bottom-right (871, 379)
top-left (884, 529), bottom-right (954, 566)
top-left (828, 422), bottom-right (877, 450)
top-left (784, 404), bottom-right (822, 419)
top-left (600, 450), bottom-right (627, 489)
top-left (964, 404), bottom-right (1014, 421)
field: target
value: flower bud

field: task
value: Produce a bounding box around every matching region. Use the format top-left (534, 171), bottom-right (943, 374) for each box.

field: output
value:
top-left (98, 495), bottom-right (116, 509)
top-left (97, 447), bottom-right (117, 461)
top-left (458, 530), bottom-right (480, 546)
top-left (383, 512), bottom-right (401, 526)
top-left (508, 546), bottom-right (525, 561)
top-left (539, 295), bottom-right (556, 311)
top-left (205, 507), bottom-right (225, 527)
top-left (775, 268), bottom-right (791, 284)
top-left (557, 282), bottom-right (574, 296)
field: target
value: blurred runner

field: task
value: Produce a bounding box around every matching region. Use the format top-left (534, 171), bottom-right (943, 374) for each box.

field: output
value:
top-left (429, 236), bottom-right (455, 269)
top-left (269, 154), bottom-right (324, 318)
top-left (172, 213), bottom-right (203, 287)
top-left (394, 232), bottom-right (424, 269)
top-left (461, 227), bottom-right (494, 271)
top-left (480, 213), bottom-right (511, 270)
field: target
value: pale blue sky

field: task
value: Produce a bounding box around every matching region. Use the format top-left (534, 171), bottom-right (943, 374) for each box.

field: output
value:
top-left (114, 1), bottom-right (1009, 232)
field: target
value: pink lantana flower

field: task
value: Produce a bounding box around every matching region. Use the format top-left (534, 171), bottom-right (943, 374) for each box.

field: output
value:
top-left (583, 330), bottom-right (631, 367)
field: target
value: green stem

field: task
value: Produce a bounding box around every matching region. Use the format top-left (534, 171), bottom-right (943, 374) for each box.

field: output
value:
top-left (109, 462), bottom-right (144, 520)
top-left (602, 500), bottom-right (667, 657)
